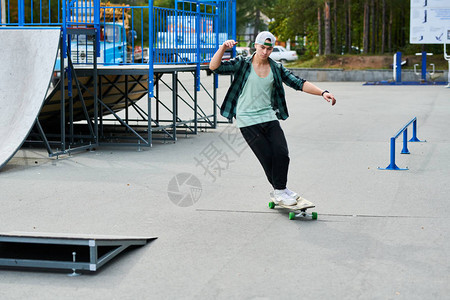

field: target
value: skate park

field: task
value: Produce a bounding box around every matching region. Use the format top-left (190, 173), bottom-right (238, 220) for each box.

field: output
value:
top-left (1, 78), bottom-right (449, 299)
top-left (1, 0), bottom-right (450, 299)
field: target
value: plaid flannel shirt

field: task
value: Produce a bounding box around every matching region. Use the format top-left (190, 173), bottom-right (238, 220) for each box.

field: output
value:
top-left (212, 53), bottom-right (306, 121)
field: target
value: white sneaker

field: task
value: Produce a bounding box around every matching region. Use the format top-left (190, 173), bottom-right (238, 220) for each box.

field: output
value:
top-left (271, 190), bottom-right (297, 206)
top-left (284, 188), bottom-right (299, 200)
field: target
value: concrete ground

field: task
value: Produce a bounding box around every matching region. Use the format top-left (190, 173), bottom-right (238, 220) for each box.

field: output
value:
top-left (0, 77), bottom-right (449, 299)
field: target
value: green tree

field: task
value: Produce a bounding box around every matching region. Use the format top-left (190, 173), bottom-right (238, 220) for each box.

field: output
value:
top-left (236, 0), bottom-right (275, 45)
top-left (256, 0), bottom-right (419, 56)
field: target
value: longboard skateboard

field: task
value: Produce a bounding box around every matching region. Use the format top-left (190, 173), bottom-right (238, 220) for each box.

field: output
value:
top-left (268, 197), bottom-right (318, 220)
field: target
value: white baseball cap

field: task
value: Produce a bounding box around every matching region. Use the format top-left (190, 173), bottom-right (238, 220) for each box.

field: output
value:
top-left (255, 31), bottom-right (276, 47)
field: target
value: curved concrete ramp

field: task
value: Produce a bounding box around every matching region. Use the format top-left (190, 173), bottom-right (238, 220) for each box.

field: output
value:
top-left (0, 29), bottom-right (60, 170)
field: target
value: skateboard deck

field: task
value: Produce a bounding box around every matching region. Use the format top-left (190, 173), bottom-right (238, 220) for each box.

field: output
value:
top-left (268, 197), bottom-right (318, 220)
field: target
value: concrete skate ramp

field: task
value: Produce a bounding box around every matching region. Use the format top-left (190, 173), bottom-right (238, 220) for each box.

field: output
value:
top-left (0, 29), bottom-right (60, 170)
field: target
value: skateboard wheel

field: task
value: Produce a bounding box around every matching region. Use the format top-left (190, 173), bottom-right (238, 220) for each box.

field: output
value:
top-left (268, 202), bottom-right (275, 209)
top-left (312, 212), bottom-right (318, 220)
top-left (289, 212), bottom-right (296, 220)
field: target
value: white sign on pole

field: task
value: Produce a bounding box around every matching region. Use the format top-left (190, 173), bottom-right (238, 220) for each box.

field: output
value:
top-left (410, 0), bottom-right (450, 44)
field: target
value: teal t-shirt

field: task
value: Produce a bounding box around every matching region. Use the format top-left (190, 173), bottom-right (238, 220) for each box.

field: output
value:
top-left (235, 64), bottom-right (277, 128)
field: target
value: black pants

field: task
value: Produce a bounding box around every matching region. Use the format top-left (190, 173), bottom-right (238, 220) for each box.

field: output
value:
top-left (240, 120), bottom-right (290, 190)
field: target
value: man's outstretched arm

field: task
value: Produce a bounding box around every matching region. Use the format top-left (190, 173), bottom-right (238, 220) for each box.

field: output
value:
top-left (302, 81), bottom-right (337, 106)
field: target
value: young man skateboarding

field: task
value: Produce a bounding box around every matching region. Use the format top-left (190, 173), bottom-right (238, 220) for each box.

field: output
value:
top-left (209, 31), bottom-right (336, 206)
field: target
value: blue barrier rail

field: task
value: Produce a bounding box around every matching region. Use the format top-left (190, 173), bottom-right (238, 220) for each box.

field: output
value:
top-left (379, 117), bottom-right (424, 170)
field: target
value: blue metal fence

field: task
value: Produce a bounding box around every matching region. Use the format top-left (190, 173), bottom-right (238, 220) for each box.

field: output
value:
top-left (154, 5), bottom-right (218, 64)
top-left (1, 0), bottom-right (234, 66)
top-left (0, 0), bottom-right (63, 26)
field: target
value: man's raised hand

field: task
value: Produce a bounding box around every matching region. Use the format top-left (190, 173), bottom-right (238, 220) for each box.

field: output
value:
top-left (222, 40), bottom-right (238, 50)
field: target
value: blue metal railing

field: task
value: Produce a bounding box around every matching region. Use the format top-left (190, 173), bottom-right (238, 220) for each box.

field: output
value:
top-left (1, 0), bottom-right (234, 66)
top-left (2, 0), bottom-right (234, 96)
top-left (153, 5), bottom-right (218, 64)
top-left (379, 117), bottom-right (425, 170)
top-left (0, 0), bottom-right (64, 26)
